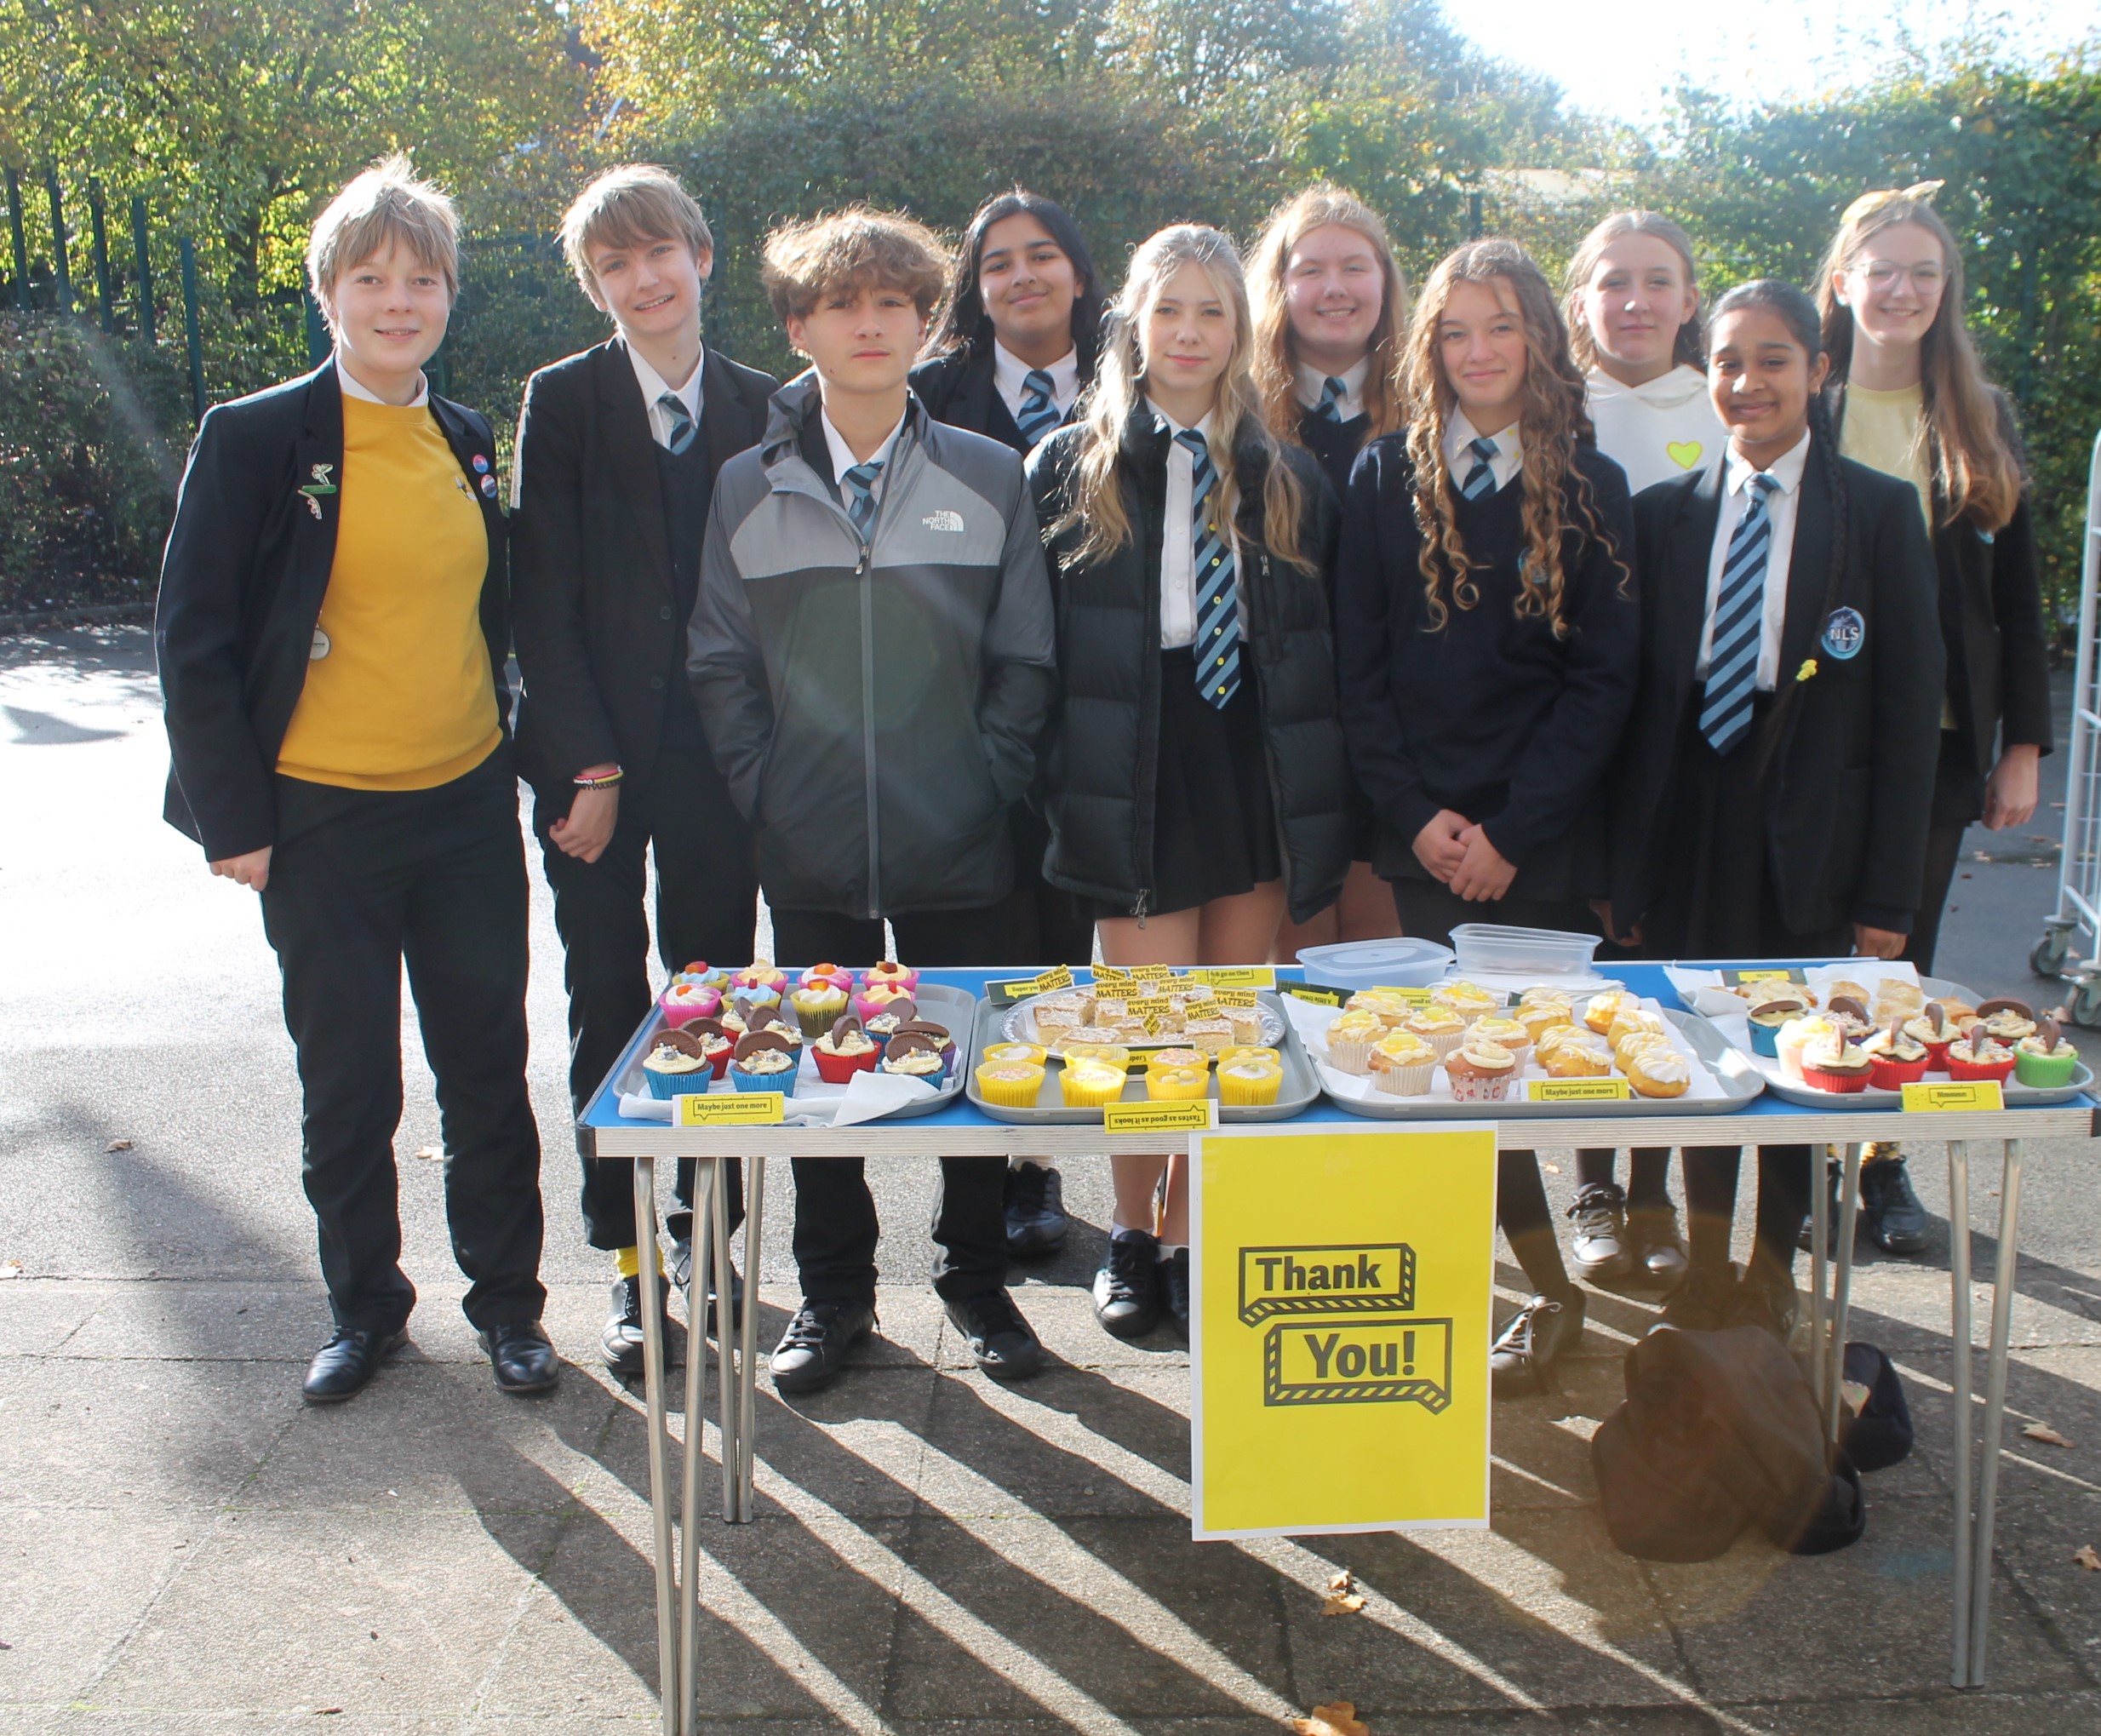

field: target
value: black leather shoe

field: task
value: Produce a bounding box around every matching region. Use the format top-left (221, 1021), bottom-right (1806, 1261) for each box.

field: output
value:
top-left (1732, 1263), bottom-right (1800, 1344)
top-left (302, 1326), bottom-right (407, 1403)
top-left (1159, 1246), bottom-right (1191, 1338)
top-left (1092, 1231), bottom-right (1162, 1338)
top-left (1490, 1292), bottom-right (1585, 1397)
top-left (1004, 1162), bottom-right (1069, 1257)
top-left (602, 1276), bottom-right (684, 1377)
top-left (1628, 1201), bottom-right (1690, 1286)
top-left (1860, 1152), bottom-right (1932, 1255)
top-left (1567, 1183), bottom-right (1632, 1282)
top-left (668, 1240), bottom-right (745, 1336)
top-left (480, 1321), bottom-right (561, 1395)
top-left (945, 1287), bottom-right (1046, 1381)
top-left (770, 1298), bottom-right (876, 1395)
top-left (1651, 1264), bottom-right (1737, 1334)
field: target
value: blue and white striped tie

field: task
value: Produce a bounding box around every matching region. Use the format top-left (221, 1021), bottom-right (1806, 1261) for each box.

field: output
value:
top-left (1180, 428), bottom-right (1239, 708)
top-left (1314, 375), bottom-right (1348, 423)
top-left (658, 392), bottom-right (697, 455)
top-left (1699, 472), bottom-right (1782, 754)
top-left (1461, 435), bottom-right (1499, 499)
top-left (842, 459), bottom-right (884, 536)
top-left (1015, 369), bottom-right (1062, 446)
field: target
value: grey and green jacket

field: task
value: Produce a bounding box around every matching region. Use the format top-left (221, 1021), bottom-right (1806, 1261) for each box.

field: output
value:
top-left (688, 378), bottom-right (1057, 919)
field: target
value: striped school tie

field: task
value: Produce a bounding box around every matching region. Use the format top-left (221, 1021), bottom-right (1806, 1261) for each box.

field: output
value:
top-left (1314, 375), bottom-right (1348, 423)
top-left (1460, 435), bottom-right (1499, 499)
top-left (1179, 428), bottom-right (1240, 708)
top-left (842, 459), bottom-right (884, 536)
top-left (1699, 472), bottom-right (1782, 754)
top-left (657, 392), bottom-right (697, 455)
top-left (1015, 369), bottom-right (1062, 446)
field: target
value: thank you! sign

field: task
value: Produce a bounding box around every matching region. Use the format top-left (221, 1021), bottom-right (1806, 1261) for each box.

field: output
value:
top-left (1191, 1125), bottom-right (1497, 1538)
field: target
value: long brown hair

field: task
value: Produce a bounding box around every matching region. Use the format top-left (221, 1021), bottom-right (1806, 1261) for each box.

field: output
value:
top-left (1561, 210), bottom-right (1704, 375)
top-left (1247, 185), bottom-right (1409, 446)
top-left (1056, 224), bottom-right (1311, 570)
top-left (1816, 184), bottom-right (2022, 532)
top-left (1400, 238), bottom-right (1619, 637)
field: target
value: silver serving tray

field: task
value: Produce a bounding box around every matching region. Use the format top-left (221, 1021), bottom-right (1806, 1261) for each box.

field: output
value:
top-left (969, 992), bottom-right (1318, 1123)
top-left (1314, 1009), bottom-right (1765, 1120)
top-left (1005, 988), bottom-right (1285, 1057)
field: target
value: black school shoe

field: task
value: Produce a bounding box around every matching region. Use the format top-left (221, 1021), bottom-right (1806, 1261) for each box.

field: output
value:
top-left (770, 1298), bottom-right (876, 1395)
top-left (1490, 1292), bottom-right (1585, 1397)
top-left (1093, 1230), bottom-right (1163, 1338)
top-left (1159, 1247), bottom-right (1191, 1338)
top-left (1627, 1201), bottom-right (1691, 1286)
top-left (944, 1287), bottom-right (1046, 1381)
top-left (481, 1321), bottom-right (562, 1395)
top-left (1650, 1263), bottom-right (1737, 1334)
top-left (1567, 1183), bottom-right (1633, 1282)
top-left (1732, 1263), bottom-right (1800, 1344)
top-left (1858, 1153), bottom-right (1932, 1255)
top-left (668, 1241), bottom-right (746, 1337)
top-left (601, 1276), bottom-right (685, 1377)
top-left (302, 1326), bottom-right (408, 1403)
top-left (1004, 1162), bottom-right (1070, 1256)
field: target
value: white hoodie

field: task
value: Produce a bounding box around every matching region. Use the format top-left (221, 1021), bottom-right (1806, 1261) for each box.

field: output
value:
top-left (1584, 364), bottom-right (1729, 496)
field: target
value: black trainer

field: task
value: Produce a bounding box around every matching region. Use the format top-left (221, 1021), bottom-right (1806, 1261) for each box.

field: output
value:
top-left (1567, 1183), bottom-right (1632, 1283)
top-left (1859, 1152), bottom-right (1932, 1256)
top-left (601, 1275), bottom-right (684, 1377)
top-left (1093, 1230), bottom-right (1163, 1338)
top-left (1627, 1200), bottom-right (1690, 1286)
top-left (1004, 1161), bottom-right (1069, 1256)
top-left (770, 1298), bottom-right (876, 1395)
top-left (1159, 1246), bottom-right (1191, 1338)
top-left (944, 1287), bottom-right (1046, 1380)
top-left (1490, 1292), bottom-right (1585, 1397)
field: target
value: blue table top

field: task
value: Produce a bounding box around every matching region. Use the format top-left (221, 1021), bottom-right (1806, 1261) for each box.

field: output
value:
top-left (579, 960), bottom-right (2095, 1136)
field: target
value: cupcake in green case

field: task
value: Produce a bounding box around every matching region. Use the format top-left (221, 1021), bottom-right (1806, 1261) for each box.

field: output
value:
top-left (2014, 1017), bottom-right (2079, 1087)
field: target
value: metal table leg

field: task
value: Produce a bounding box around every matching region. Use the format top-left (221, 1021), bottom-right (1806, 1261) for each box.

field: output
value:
top-left (1965, 1138), bottom-right (2026, 1687)
top-left (678, 1157), bottom-right (718, 1735)
top-left (1809, 1144), bottom-right (1830, 1411)
top-left (1823, 1143), bottom-right (1863, 1445)
top-left (1947, 1139), bottom-right (1974, 1687)
top-left (710, 1156), bottom-right (739, 1520)
top-left (732, 1154), bottom-right (765, 1521)
top-left (632, 1157), bottom-right (680, 1736)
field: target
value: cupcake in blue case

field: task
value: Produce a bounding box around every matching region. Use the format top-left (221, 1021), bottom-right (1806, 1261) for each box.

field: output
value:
top-left (728, 1030), bottom-right (801, 1096)
top-left (1745, 991), bottom-right (1811, 1058)
top-left (641, 1028), bottom-right (716, 1101)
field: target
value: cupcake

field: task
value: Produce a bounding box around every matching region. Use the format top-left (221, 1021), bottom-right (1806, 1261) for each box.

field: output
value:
top-left (1798, 1026), bottom-right (1872, 1094)
top-left (893, 1019), bottom-right (955, 1078)
top-left (1400, 1004), bottom-right (1468, 1062)
top-left (853, 982), bottom-right (917, 1024)
top-left (1368, 1032), bottom-right (1437, 1097)
top-left (728, 985), bottom-right (782, 1023)
top-left (1062, 1042), bottom-right (1132, 1071)
top-left (862, 996), bottom-right (916, 1041)
top-left (1903, 1001), bottom-right (1957, 1069)
top-left (2014, 1017), bottom-right (2079, 1087)
top-left (982, 1040), bottom-right (1048, 1069)
top-left (1470, 1015), bottom-right (1532, 1062)
top-left (1147, 1063), bottom-right (1211, 1102)
top-left (1775, 1015), bottom-right (1835, 1083)
top-left (975, 1058), bottom-right (1047, 1108)
top-left (1147, 1047), bottom-right (1210, 1074)
top-left (1217, 1055), bottom-right (1284, 1107)
top-left (1516, 1000), bottom-right (1574, 1044)
top-left (1323, 1010), bottom-right (1388, 1075)
top-left (1623, 1046), bottom-right (1692, 1099)
top-left (683, 1017), bottom-right (736, 1080)
top-left (798, 961), bottom-right (855, 994)
top-left (1746, 992), bottom-right (1811, 1057)
top-left (862, 960), bottom-right (920, 995)
top-left (811, 1015), bottom-right (882, 1083)
top-left (1434, 980), bottom-right (1500, 1023)
top-left (728, 1031), bottom-right (799, 1096)
top-left (1057, 1058), bottom-right (1127, 1109)
top-left (1862, 1019), bottom-right (1929, 1090)
top-left (880, 1032), bottom-right (948, 1086)
top-left (659, 980), bottom-right (723, 1027)
top-left (641, 1030), bottom-right (716, 1100)
top-left (733, 960), bottom-right (787, 994)
top-left (1823, 994), bottom-right (1875, 1041)
top-left (1346, 988), bottom-right (1416, 1028)
top-left (789, 983), bottom-right (850, 1037)
top-left (1606, 1006), bottom-right (1667, 1050)
top-left (1945, 1023), bottom-right (2017, 1084)
top-left (1583, 989), bottom-right (1634, 1035)
top-left (1978, 998), bottom-right (2039, 1045)
top-left (1446, 1039), bottom-right (1519, 1103)
top-left (1541, 1034), bottom-right (1614, 1079)
top-left (671, 961), bottom-right (728, 990)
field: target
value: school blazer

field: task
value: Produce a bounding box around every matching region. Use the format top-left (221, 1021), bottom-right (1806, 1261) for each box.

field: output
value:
top-left (1610, 452), bottom-right (1944, 937)
top-left (909, 347), bottom-right (1056, 456)
top-left (154, 359), bottom-right (511, 862)
top-left (509, 338), bottom-right (778, 794)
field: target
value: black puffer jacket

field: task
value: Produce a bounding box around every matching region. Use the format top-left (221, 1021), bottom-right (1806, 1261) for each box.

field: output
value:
top-left (1024, 410), bottom-right (1350, 924)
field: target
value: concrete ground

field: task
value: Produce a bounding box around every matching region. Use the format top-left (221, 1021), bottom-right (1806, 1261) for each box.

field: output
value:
top-left (2, 623), bottom-right (2096, 1733)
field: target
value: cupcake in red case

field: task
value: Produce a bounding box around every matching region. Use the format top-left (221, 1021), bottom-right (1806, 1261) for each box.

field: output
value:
top-left (1798, 1025), bottom-right (1873, 1093)
top-left (1902, 1001), bottom-right (1956, 1069)
top-left (812, 1014), bottom-right (882, 1083)
top-left (1945, 1022), bottom-right (2017, 1084)
top-left (680, 1017), bottom-right (736, 1080)
top-left (1862, 1019), bottom-right (1928, 1090)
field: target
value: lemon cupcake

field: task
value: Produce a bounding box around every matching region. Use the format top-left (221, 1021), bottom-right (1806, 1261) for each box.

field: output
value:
top-left (1217, 1055), bottom-right (1283, 1106)
top-left (1516, 1000), bottom-right (1573, 1044)
top-left (1057, 1059), bottom-right (1127, 1109)
top-left (1470, 1015), bottom-right (1532, 1062)
top-left (1400, 1004), bottom-right (1467, 1061)
top-left (1368, 1031), bottom-right (1437, 1097)
top-left (1446, 1038), bottom-right (1519, 1102)
top-left (1148, 1063), bottom-right (1211, 1102)
top-left (975, 1059), bottom-right (1047, 1109)
top-left (1434, 980), bottom-right (1500, 1023)
top-left (982, 1040), bottom-right (1048, 1069)
top-left (1322, 1010), bottom-right (1388, 1074)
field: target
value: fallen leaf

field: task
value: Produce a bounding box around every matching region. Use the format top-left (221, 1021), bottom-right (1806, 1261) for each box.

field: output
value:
top-left (314, 1710), bottom-right (343, 1718)
top-left (1294, 1704), bottom-right (1371, 1736)
top-left (2024, 1423), bottom-right (2075, 1448)
top-left (106, 1138), bottom-right (132, 1153)
top-left (2074, 1544), bottom-right (2101, 1572)
top-left (1543, 1162), bottom-right (1560, 1174)
top-left (1321, 1590), bottom-right (1365, 1616)
top-left (415, 1146), bottom-right (441, 1161)
top-left (0, 1262), bottom-right (20, 1281)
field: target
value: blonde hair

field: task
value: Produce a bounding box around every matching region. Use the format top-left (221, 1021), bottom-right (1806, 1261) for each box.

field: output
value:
top-left (760, 206), bottom-right (949, 324)
top-left (1400, 238), bottom-right (1621, 637)
top-left (306, 153), bottom-right (459, 326)
top-left (1058, 224), bottom-right (1311, 571)
top-left (1817, 183), bottom-right (2023, 533)
top-left (1247, 185), bottom-right (1410, 446)
top-left (1562, 210), bottom-right (1704, 374)
top-left (560, 164), bottom-right (713, 303)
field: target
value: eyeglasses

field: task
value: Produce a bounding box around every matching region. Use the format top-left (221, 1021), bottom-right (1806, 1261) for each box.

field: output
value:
top-left (1852, 261), bottom-right (1944, 292)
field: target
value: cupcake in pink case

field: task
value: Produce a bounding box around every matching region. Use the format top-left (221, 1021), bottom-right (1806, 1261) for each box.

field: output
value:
top-left (862, 960), bottom-right (920, 995)
top-left (659, 981), bottom-right (723, 1026)
top-left (1445, 1039), bottom-right (1519, 1103)
top-left (854, 982), bottom-right (916, 1023)
top-left (798, 961), bottom-right (856, 994)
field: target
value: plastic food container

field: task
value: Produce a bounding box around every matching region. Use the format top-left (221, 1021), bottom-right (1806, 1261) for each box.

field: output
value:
top-left (1295, 937), bottom-right (1455, 990)
top-left (1447, 924), bottom-right (1603, 980)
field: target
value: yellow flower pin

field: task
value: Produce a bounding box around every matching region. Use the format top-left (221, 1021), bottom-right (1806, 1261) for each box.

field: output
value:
top-left (1796, 657), bottom-right (1818, 683)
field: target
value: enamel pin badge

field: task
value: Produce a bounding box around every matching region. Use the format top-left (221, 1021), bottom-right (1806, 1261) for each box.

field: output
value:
top-left (1821, 605), bottom-right (1865, 661)
top-left (299, 462), bottom-right (338, 521)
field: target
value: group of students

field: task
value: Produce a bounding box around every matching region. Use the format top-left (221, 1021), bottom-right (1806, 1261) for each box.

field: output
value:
top-left (154, 153), bottom-right (2048, 1406)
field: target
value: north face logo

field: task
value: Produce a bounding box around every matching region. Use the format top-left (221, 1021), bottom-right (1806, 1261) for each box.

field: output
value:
top-left (921, 509), bottom-right (965, 532)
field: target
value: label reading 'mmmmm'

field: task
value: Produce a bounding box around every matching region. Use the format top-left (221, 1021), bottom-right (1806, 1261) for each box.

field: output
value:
top-left (1263, 1315), bottom-right (1453, 1411)
top-left (1238, 1242), bottom-right (1415, 1324)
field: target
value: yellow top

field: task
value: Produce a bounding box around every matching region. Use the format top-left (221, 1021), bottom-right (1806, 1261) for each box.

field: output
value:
top-left (1841, 382), bottom-right (1932, 530)
top-left (277, 393), bottom-right (502, 789)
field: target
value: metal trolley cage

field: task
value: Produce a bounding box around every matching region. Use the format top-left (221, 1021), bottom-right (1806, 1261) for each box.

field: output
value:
top-left (2031, 429), bottom-right (2101, 1021)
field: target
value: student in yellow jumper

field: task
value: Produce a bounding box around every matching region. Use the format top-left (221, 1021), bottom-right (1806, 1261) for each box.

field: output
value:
top-left (156, 156), bottom-right (555, 1405)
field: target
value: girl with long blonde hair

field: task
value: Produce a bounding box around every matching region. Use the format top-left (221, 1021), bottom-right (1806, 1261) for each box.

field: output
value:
top-left (1028, 223), bottom-right (1349, 1343)
top-left (1334, 238), bottom-right (1639, 1395)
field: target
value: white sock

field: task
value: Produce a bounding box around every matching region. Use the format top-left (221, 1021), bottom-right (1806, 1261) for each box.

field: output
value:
top-left (1109, 1220), bottom-right (1152, 1241)
top-left (1157, 1242), bottom-right (1187, 1261)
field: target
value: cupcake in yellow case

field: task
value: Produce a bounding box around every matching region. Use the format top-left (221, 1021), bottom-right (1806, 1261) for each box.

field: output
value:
top-left (1146, 1046), bottom-right (1211, 1074)
top-left (1057, 1059), bottom-right (1128, 1109)
top-left (1368, 1031), bottom-right (1438, 1097)
top-left (1062, 1041), bottom-right (1132, 1071)
top-left (1147, 1063), bottom-right (1211, 1102)
top-left (1217, 1055), bottom-right (1284, 1106)
top-left (982, 1041), bottom-right (1048, 1069)
top-left (975, 1059), bottom-right (1047, 1109)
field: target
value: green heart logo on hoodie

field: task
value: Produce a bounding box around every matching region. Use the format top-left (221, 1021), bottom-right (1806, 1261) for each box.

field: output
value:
top-left (1667, 440), bottom-right (1703, 469)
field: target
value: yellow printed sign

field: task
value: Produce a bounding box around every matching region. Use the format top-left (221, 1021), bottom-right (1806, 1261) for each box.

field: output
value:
top-left (1091, 965), bottom-right (1135, 986)
top-left (1190, 966), bottom-right (1278, 989)
top-left (1902, 1080), bottom-right (2006, 1112)
top-left (1213, 987), bottom-right (1261, 1008)
top-left (1193, 1125), bottom-right (1496, 1538)
top-left (675, 1091), bottom-right (786, 1126)
top-left (1128, 993), bottom-right (1175, 1017)
top-left (1371, 985), bottom-right (1437, 1005)
top-left (1526, 1079), bottom-right (1632, 1103)
top-left (1000, 965), bottom-right (1075, 998)
top-left (1281, 985), bottom-right (1341, 1007)
top-left (1130, 963), bottom-right (1176, 981)
top-left (1103, 1099), bottom-right (1217, 1135)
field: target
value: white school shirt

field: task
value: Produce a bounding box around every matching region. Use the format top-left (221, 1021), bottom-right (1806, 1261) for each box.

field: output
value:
top-left (627, 343), bottom-right (706, 451)
top-left (1694, 430), bottom-right (1812, 691)
top-left (335, 353), bottom-right (428, 409)
top-left (820, 405), bottom-right (908, 510)
top-left (1294, 357), bottom-right (1371, 421)
top-left (992, 341), bottom-right (1082, 426)
top-left (1583, 364), bottom-right (1727, 495)
top-left (1442, 411), bottom-right (1524, 493)
top-left (1148, 399), bottom-right (1244, 650)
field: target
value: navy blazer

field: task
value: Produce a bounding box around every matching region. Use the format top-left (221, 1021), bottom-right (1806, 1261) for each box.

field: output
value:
top-left (154, 359), bottom-right (511, 861)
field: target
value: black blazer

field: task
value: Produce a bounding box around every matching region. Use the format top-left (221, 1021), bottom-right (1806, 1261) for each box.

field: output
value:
top-left (509, 337), bottom-right (777, 794)
top-left (1610, 450), bottom-right (1945, 937)
top-left (154, 360), bottom-right (510, 861)
top-left (910, 346), bottom-right (1068, 457)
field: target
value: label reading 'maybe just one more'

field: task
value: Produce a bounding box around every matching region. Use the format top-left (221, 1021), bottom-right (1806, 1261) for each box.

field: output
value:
top-left (676, 1091), bottom-right (786, 1126)
top-left (1526, 1079), bottom-right (1632, 1103)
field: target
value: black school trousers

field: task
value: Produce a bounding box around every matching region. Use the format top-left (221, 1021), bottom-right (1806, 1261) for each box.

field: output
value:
top-left (770, 902), bottom-right (1013, 1307)
top-left (260, 750), bottom-right (546, 1337)
top-left (534, 724), bottom-right (758, 1252)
